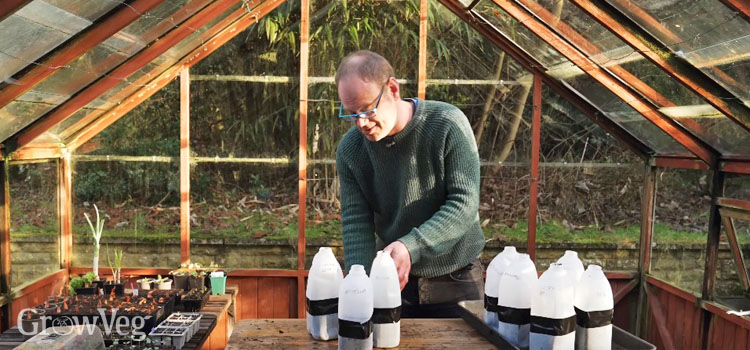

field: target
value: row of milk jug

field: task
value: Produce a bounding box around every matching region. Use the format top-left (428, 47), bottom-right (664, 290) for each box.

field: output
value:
top-left (484, 247), bottom-right (614, 350)
top-left (306, 247), bottom-right (400, 350)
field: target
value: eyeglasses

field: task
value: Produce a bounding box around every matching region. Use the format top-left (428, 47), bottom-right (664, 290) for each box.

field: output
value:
top-left (338, 82), bottom-right (387, 122)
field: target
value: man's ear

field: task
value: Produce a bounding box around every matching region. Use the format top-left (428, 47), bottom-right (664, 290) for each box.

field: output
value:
top-left (387, 77), bottom-right (400, 99)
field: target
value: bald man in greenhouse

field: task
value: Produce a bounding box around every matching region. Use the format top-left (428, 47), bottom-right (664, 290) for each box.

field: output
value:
top-left (335, 50), bottom-right (485, 318)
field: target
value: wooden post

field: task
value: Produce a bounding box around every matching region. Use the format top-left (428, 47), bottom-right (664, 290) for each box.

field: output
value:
top-left (180, 67), bottom-right (191, 265)
top-left (417, 0), bottom-right (428, 99)
top-left (59, 153), bottom-right (73, 272)
top-left (635, 164), bottom-right (657, 337)
top-left (700, 170), bottom-right (725, 350)
top-left (297, 0), bottom-right (310, 319)
top-left (0, 158), bottom-right (11, 331)
top-left (527, 74), bottom-right (541, 261)
top-left (702, 170), bottom-right (725, 300)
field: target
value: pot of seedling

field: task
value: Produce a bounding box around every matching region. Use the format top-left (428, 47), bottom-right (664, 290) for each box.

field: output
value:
top-left (19, 309), bottom-right (45, 338)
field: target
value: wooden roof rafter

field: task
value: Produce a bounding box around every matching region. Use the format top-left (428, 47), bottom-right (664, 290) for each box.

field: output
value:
top-left (487, 0), bottom-right (720, 168)
top-left (567, 0), bottom-right (750, 134)
top-left (67, 0), bottom-right (288, 150)
top-left (438, 0), bottom-right (654, 158)
top-left (4, 0), bottom-right (240, 154)
top-left (0, 0), bottom-right (167, 111)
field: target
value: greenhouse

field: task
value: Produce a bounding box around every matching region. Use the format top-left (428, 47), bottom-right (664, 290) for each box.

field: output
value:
top-left (0, 0), bottom-right (748, 349)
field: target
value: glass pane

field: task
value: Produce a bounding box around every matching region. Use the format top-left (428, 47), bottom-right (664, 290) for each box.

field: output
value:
top-left (72, 81), bottom-right (181, 269)
top-left (650, 168), bottom-right (711, 294)
top-left (539, 85), bottom-right (642, 163)
top-left (191, 1), bottom-right (298, 77)
top-left (725, 174), bottom-right (750, 202)
top-left (607, 0), bottom-right (750, 105)
top-left (0, 15), bottom-right (71, 83)
top-left (57, 56), bottom-right (177, 144)
top-left (473, 0), bottom-right (690, 155)
top-left (9, 160), bottom-right (60, 289)
top-left (31, 44), bottom-right (130, 97)
top-left (522, 0), bottom-right (750, 156)
top-left (43, 0), bottom-right (120, 22)
top-left (308, 0), bottom-right (419, 79)
top-left (192, 162), bottom-right (298, 269)
top-left (474, 1), bottom-right (568, 67)
top-left (716, 218), bottom-right (750, 299)
top-left (162, 2), bottom-right (243, 60)
top-left (71, 160), bottom-right (180, 269)
top-left (303, 0), bottom-right (421, 268)
top-left (15, 0), bottom-right (91, 35)
top-left (51, 108), bottom-right (105, 137)
top-left (0, 101), bottom-right (57, 142)
top-left (120, 0), bottom-right (195, 44)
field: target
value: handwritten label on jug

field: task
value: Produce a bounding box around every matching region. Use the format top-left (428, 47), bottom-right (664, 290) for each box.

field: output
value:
top-left (344, 288), bottom-right (367, 295)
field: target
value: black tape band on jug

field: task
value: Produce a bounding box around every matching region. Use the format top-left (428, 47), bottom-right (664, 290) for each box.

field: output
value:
top-left (530, 315), bottom-right (576, 336)
top-left (338, 319), bottom-right (373, 339)
top-left (306, 297), bottom-right (338, 316)
top-left (484, 295), bottom-right (499, 312)
top-left (497, 305), bottom-right (531, 325)
top-left (372, 306), bottom-right (401, 324)
top-left (574, 307), bottom-right (614, 328)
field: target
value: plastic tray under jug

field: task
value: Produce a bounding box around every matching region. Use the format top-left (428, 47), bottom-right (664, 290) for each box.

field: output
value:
top-left (457, 300), bottom-right (655, 350)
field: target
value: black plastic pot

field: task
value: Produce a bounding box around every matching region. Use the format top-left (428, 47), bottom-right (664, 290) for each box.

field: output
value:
top-left (173, 274), bottom-right (189, 290)
top-left (104, 282), bottom-right (125, 295)
top-left (74, 287), bottom-right (98, 295)
top-left (188, 275), bottom-right (205, 290)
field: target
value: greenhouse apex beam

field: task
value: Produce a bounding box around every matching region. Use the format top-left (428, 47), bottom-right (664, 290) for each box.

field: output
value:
top-left (0, 0), bottom-right (166, 111)
top-left (490, 0), bottom-right (718, 167)
top-left (437, 0), bottom-right (654, 159)
top-left (569, 0), bottom-right (750, 133)
top-left (8, 0), bottom-right (240, 154)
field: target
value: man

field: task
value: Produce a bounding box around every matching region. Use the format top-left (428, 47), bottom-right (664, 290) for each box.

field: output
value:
top-left (335, 50), bottom-right (485, 318)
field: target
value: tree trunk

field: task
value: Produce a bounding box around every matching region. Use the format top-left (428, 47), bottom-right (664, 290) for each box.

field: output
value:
top-left (474, 52), bottom-right (506, 146)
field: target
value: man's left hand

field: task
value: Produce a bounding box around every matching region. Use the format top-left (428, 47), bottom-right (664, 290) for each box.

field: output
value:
top-left (384, 241), bottom-right (411, 291)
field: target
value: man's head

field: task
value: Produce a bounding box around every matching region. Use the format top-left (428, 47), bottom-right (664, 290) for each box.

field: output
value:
top-left (336, 50), bottom-right (402, 142)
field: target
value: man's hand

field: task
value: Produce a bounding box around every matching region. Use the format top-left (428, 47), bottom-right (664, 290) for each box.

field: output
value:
top-left (383, 241), bottom-right (411, 291)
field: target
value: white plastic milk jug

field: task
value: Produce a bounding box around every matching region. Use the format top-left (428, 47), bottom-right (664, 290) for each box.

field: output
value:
top-left (574, 265), bottom-right (613, 350)
top-left (485, 246), bottom-right (519, 330)
top-left (338, 265), bottom-right (374, 350)
top-left (370, 251), bottom-right (401, 348)
top-left (556, 250), bottom-right (584, 285)
top-left (306, 247), bottom-right (343, 340)
top-left (497, 252), bottom-right (537, 348)
top-left (530, 263), bottom-right (576, 350)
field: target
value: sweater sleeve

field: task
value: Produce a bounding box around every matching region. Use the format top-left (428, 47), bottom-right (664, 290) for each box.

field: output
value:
top-left (398, 111), bottom-right (481, 265)
top-left (336, 149), bottom-right (377, 273)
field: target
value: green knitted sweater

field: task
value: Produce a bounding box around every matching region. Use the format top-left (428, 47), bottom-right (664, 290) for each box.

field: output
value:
top-left (335, 99), bottom-right (485, 278)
